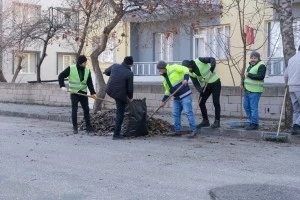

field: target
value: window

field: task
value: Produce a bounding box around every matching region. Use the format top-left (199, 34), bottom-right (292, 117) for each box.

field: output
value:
top-left (154, 32), bottom-right (174, 61)
top-left (193, 25), bottom-right (230, 60)
top-left (12, 2), bottom-right (41, 26)
top-left (13, 52), bottom-right (38, 74)
top-left (266, 20), bottom-right (300, 76)
top-left (98, 37), bottom-right (116, 63)
top-left (57, 53), bottom-right (76, 74)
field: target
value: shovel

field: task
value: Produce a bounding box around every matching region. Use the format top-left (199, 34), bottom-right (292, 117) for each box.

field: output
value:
top-left (68, 91), bottom-right (116, 104)
top-left (147, 84), bottom-right (184, 121)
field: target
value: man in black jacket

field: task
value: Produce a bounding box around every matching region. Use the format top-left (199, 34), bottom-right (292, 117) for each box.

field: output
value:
top-left (58, 55), bottom-right (97, 134)
top-left (104, 56), bottom-right (134, 140)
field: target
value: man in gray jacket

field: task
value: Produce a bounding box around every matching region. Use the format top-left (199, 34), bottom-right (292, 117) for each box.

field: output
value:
top-left (284, 45), bottom-right (300, 135)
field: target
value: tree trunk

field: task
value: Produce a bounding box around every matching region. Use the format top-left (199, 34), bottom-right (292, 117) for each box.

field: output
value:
top-left (0, 69), bottom-right (7, 82)
top-left (278, 0), bottom-right (295, 128)
top-left (36, 38), bottom-right (50, 83)
top-left (11, 57), bottom-right (23, 83)
top-left (90, 10), bottom-right (125, 112)
top-left (90, 33), bottom-right (109, 113)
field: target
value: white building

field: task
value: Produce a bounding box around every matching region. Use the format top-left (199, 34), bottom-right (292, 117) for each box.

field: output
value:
top-left (1, 0), bottom-right (79, 83)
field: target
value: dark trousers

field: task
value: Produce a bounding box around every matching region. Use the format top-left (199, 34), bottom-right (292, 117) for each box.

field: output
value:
top-left (114, 100), bottom-right (127, 136)
top-left (199, 79), bottom-right (221, 121)
top-left (71, 94), bottom-right (91, 129)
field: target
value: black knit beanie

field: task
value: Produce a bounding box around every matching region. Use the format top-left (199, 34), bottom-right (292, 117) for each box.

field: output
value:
top-left (182, 60), bottom-right (192, 68)
top-left (77, 55), bottom-right (87, 65)
top-left (250, 51), bottom-right (260, 60)
top-left (123, 56), bottom-right (133, 65)
top-left (157, 61), bottom-right (167, 69)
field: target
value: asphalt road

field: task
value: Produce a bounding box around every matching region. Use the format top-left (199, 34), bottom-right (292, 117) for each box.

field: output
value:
top-left (1, 116), bottom-right (300, 200)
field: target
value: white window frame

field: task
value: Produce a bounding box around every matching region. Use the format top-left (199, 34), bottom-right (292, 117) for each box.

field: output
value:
top-left (193, 25), bottom-right (230, 60)
top-left (155, 32), bottom-right (174, 61)
top-left (57, 53), bottom-right (76, 74)
top-left (13, 52), bottom-right (38, 74)
top-left (98, 37), bottom-right (116, 63)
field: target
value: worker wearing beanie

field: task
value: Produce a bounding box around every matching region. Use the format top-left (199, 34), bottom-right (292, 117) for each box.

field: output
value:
top-left (181, 56), bottom-right (221, 132)
top-left (242, 51), bottom-right (266, 130)
top-left (104, 56), bottom-right (134, 140)
top-left (58, 55), bottom-right (97, 134)
top-left (157, 61), bottom-right (196, 137)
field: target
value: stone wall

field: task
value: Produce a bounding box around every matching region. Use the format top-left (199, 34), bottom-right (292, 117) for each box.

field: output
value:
top-left (0, 83), bottom-right (286, 119)
top-left (0, 83), bottom-right (70, 106)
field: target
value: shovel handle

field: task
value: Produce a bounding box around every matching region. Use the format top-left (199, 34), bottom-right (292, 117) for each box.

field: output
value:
top-left (68, 92), bottom-right (115, 104)
top-left (277, 87), bottom-right (287, 136)
top-left (148, 84), bottom-right (184, 120)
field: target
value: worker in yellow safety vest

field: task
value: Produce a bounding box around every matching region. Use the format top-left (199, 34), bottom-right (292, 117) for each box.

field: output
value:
top-left (242, 51), bottom-right (266, 130)
top-left (182, 57), bottom-right (221, 131)
top-left (58, 55), bottom-right (97, 134)
top-left (157, 61), bottom-right (197, 137)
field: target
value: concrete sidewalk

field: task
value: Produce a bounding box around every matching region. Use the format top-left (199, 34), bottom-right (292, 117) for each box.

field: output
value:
top-left (0, 102), bottom-right (298, 143)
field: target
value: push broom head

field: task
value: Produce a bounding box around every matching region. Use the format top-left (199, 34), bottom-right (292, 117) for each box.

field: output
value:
top-left (263, 132), bottom-right (289, 143)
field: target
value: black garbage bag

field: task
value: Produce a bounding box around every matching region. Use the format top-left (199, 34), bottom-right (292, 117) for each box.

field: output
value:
top-left (121, 98), bottom-right (148, 137)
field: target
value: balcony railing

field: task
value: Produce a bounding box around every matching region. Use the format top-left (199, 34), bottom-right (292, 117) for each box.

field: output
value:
top-left (133, 58), bottom-right (285, 77)
top-left (132, 61), bottom-right (181, 76)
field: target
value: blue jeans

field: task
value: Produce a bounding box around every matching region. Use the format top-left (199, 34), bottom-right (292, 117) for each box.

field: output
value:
top-left (243, 92), bottom-right (261, 125)
top-left (173, 95), bottom-right (196, 131)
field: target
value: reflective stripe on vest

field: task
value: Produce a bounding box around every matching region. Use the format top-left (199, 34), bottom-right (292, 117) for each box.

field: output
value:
top-left (191, 58), bottom-right (219, 87)
top-left (162, 64), bottom-right (189, 96)
top-left (69, 64), bottom-right (90, 93)
top-left (244, 61), bottom-right (264, 93)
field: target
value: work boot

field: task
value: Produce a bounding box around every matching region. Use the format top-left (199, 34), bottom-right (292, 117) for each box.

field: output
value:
top-left (211, 120), bottom-right (220, 129)
top-left (245, 123), bottom-right (259, 130)
top-left (196, 120), bottom-right (210, 128)
top-left (112, 135), bottom-right (124, 140)
top-left (186, 130), bottom-right (198, 138)
top-left (292, 124), bottom-right (300, 135)
top-left (73, 127), bottom-right (78, 134)
top-left (86, 125), bottom-right (95, 133)
top-left (166, 131), bottom-right (182, 137)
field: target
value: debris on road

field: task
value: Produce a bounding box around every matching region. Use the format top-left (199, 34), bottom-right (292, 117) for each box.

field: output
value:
top-left (79, 110), bottom-right (172, 137)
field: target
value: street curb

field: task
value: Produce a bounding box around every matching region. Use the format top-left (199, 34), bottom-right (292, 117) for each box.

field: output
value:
top-left (1, 110), bottom-right (298, 143)
top-left (0, 110), bottom-right (72, 123)
top-left (180, 125), bottom-right (296, 143)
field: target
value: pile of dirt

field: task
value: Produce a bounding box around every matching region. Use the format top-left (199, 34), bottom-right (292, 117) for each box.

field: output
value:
top-left (79, 110), bottom-right (172, 137)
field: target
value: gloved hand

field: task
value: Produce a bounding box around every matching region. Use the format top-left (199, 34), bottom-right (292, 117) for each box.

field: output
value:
top-left (182, 80), bottom-right (188, 86)
top-left (91, 94), bottom-right (97, 100)
top-left (61, 87), bottom-right (68, 92)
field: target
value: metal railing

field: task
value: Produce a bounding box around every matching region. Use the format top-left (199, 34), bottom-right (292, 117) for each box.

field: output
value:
top-left (132, 61), bottom-right (181, 76)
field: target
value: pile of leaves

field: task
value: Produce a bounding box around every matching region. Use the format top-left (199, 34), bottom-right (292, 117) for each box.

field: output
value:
top-left (79, 110), bottom-right (172, 137)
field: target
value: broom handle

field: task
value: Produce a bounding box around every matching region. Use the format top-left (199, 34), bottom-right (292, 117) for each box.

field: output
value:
top-left (68, 92), bottom-right (115, 104)
top-left (277, 87), bottom-right (287, 136)
top-left (148, 84), bottom-right (184, 120)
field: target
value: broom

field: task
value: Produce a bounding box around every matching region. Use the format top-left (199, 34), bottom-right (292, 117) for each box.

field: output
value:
top-left (264, 87), bottom-right (289, 143)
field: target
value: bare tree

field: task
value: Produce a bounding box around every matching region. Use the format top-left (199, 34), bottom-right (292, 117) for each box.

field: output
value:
top-left (26, 7), bottom-right (73, 82)
top-left (6, 1), bottom-right (42, 82)
top-left (0, 0), bottom-right (6, 82)
top-left (63, 0), bottom-right (222, 112)
top-left (272, 0), bottom-right (295, 128)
